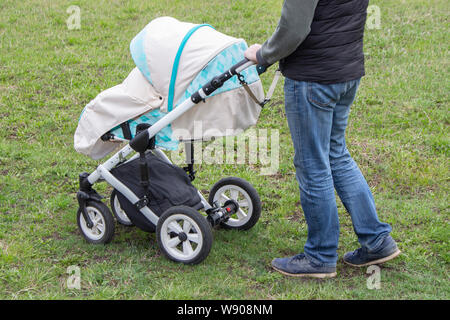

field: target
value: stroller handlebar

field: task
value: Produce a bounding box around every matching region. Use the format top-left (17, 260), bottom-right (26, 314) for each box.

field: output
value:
top-left (230, 58), bottom-right (268, 76)
top-left (191, 58), bottom-right (270, 104)
top-left (230, 58), bottom-right (255, 75)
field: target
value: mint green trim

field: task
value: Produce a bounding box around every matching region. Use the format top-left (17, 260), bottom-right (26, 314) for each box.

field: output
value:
top-left (130, 26), bottom-right (152, 84)
top-left (167, 24), bottom-right (214, 112)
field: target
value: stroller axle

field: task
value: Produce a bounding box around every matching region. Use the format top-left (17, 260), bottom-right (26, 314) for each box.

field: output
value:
top-left (206, 199), bottom-right (239, 227)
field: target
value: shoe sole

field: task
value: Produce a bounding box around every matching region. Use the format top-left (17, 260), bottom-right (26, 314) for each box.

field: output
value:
top-left (343, 249), bottom-right (401, 267)
top-left (272, 266), bottom-right (337, 279)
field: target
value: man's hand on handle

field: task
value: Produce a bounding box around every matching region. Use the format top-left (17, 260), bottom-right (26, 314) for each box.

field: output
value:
top-left (244, 44), bottom-right (262, 64)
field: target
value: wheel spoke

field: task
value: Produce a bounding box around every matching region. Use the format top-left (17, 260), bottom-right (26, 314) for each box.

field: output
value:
top-left (94, 216), bottom-right (103, 224)
top-left (183, 241), bottom-right (194, 256)
top-left (167, 236), bottom-right (181, 248)
top-left (230, 189), bottom-right (239, 200)
top-left (238, 200), bottom-right (249, 207)
top-left (187, 233), bottom-right (200, 243)
top-left (168, 221), bottom-right (183, 234)
top-left (183, 220), bottom-right (192, 233)
top-left (219, 193), bottom-right (230, 202)
top-left (236, 208), bottom-right (247, 220)
top-left (88, 211), bottom-right (96, 221)
top-left (96, 223), bottom-right (105, 233)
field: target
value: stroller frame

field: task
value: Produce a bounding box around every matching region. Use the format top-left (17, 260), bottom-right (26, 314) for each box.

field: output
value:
top-left (76, 59), bottom-right (264, 264)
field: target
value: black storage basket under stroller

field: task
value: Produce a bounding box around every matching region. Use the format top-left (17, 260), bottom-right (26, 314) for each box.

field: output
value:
top-left (110, 151), bottom-right (203, 232)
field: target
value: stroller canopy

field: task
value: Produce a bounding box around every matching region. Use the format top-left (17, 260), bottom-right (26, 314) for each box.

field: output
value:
top-left (75, 17), bottom-right (263, 159)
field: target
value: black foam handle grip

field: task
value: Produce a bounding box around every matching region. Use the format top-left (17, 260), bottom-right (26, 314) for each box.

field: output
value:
top-left (230, 58), bottom-right (250, 75)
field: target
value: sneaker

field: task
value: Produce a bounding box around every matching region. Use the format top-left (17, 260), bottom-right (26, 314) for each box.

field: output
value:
top-left (271, 253), bottom-right (337, 278)
top-left (343, 235), bottom-right (401, 267)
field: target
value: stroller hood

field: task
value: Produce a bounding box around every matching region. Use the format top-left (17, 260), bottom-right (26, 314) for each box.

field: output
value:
top-left (131, 16), bottom-right (238, 112)
top-left (74, 17), bottom-right (263, 159)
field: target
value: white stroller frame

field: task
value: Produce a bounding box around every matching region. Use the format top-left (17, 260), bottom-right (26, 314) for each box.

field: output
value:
top-left (77, 59), bottom-right (270, 264)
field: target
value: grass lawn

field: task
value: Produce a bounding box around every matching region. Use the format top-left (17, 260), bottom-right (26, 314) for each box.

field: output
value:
top-left (0, 0), bottom-right (448, 299)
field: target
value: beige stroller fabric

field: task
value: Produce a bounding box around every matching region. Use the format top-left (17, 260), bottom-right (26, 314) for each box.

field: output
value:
top-left (171, 82), bottom-right (263, 141)
top-left (74, 68), bottom-right (164, 159)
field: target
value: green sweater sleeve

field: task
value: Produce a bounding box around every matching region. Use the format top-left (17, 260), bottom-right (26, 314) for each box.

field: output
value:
top-left (256, 0), bottom-right (319, 66)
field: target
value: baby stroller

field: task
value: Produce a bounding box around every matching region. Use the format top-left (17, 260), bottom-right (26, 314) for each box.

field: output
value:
top-left (73, 17), bottom-right (276, 264)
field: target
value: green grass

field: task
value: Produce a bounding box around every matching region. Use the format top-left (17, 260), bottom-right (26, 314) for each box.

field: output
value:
top-left (0, 0), bottom-right (449, 299)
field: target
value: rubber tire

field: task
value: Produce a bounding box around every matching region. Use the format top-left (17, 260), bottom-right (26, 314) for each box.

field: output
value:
top-left (156, 206), bottom-right (213, 265)
top-left (110, 189), bottom-right (134, 226)
top-left (77, 200), bottom-right (115, 244)
top-left (208, 177), bottom-right (261, 230)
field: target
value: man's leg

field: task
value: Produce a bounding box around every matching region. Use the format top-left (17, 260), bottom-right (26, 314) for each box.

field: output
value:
top-left (271, 78), bottom-right (341, 277)
top-left (329, 79), bottom-right (400, 267)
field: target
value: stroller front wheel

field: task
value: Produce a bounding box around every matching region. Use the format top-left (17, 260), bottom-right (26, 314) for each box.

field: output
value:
top-left (77, 200), bottom-right (115, 244)
top-left (157, 206), bottom-right (213, 265)
top-left (209, 177), bottom-right (261, 230)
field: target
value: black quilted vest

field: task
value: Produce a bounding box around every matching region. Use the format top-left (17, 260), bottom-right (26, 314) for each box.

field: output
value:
top-left (280, 0), bottom-right (369, 84)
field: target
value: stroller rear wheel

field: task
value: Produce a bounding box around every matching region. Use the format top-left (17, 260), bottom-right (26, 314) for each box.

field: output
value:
top-left (110, 189), bottom-right (134, 226)
top-left (157, 206), bottom-right (213, 264)
top-left (209, 177), bottom-right (261, 230)
top-left (77, 200), bottom-right (115, 244)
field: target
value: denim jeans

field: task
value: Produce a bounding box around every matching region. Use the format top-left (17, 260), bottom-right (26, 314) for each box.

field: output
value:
top-left (284, 77), bottom-right (392, 267)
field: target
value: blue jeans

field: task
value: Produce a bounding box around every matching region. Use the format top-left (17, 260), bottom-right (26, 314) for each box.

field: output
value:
top-left (284, 77), bottom-right (392, 267)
